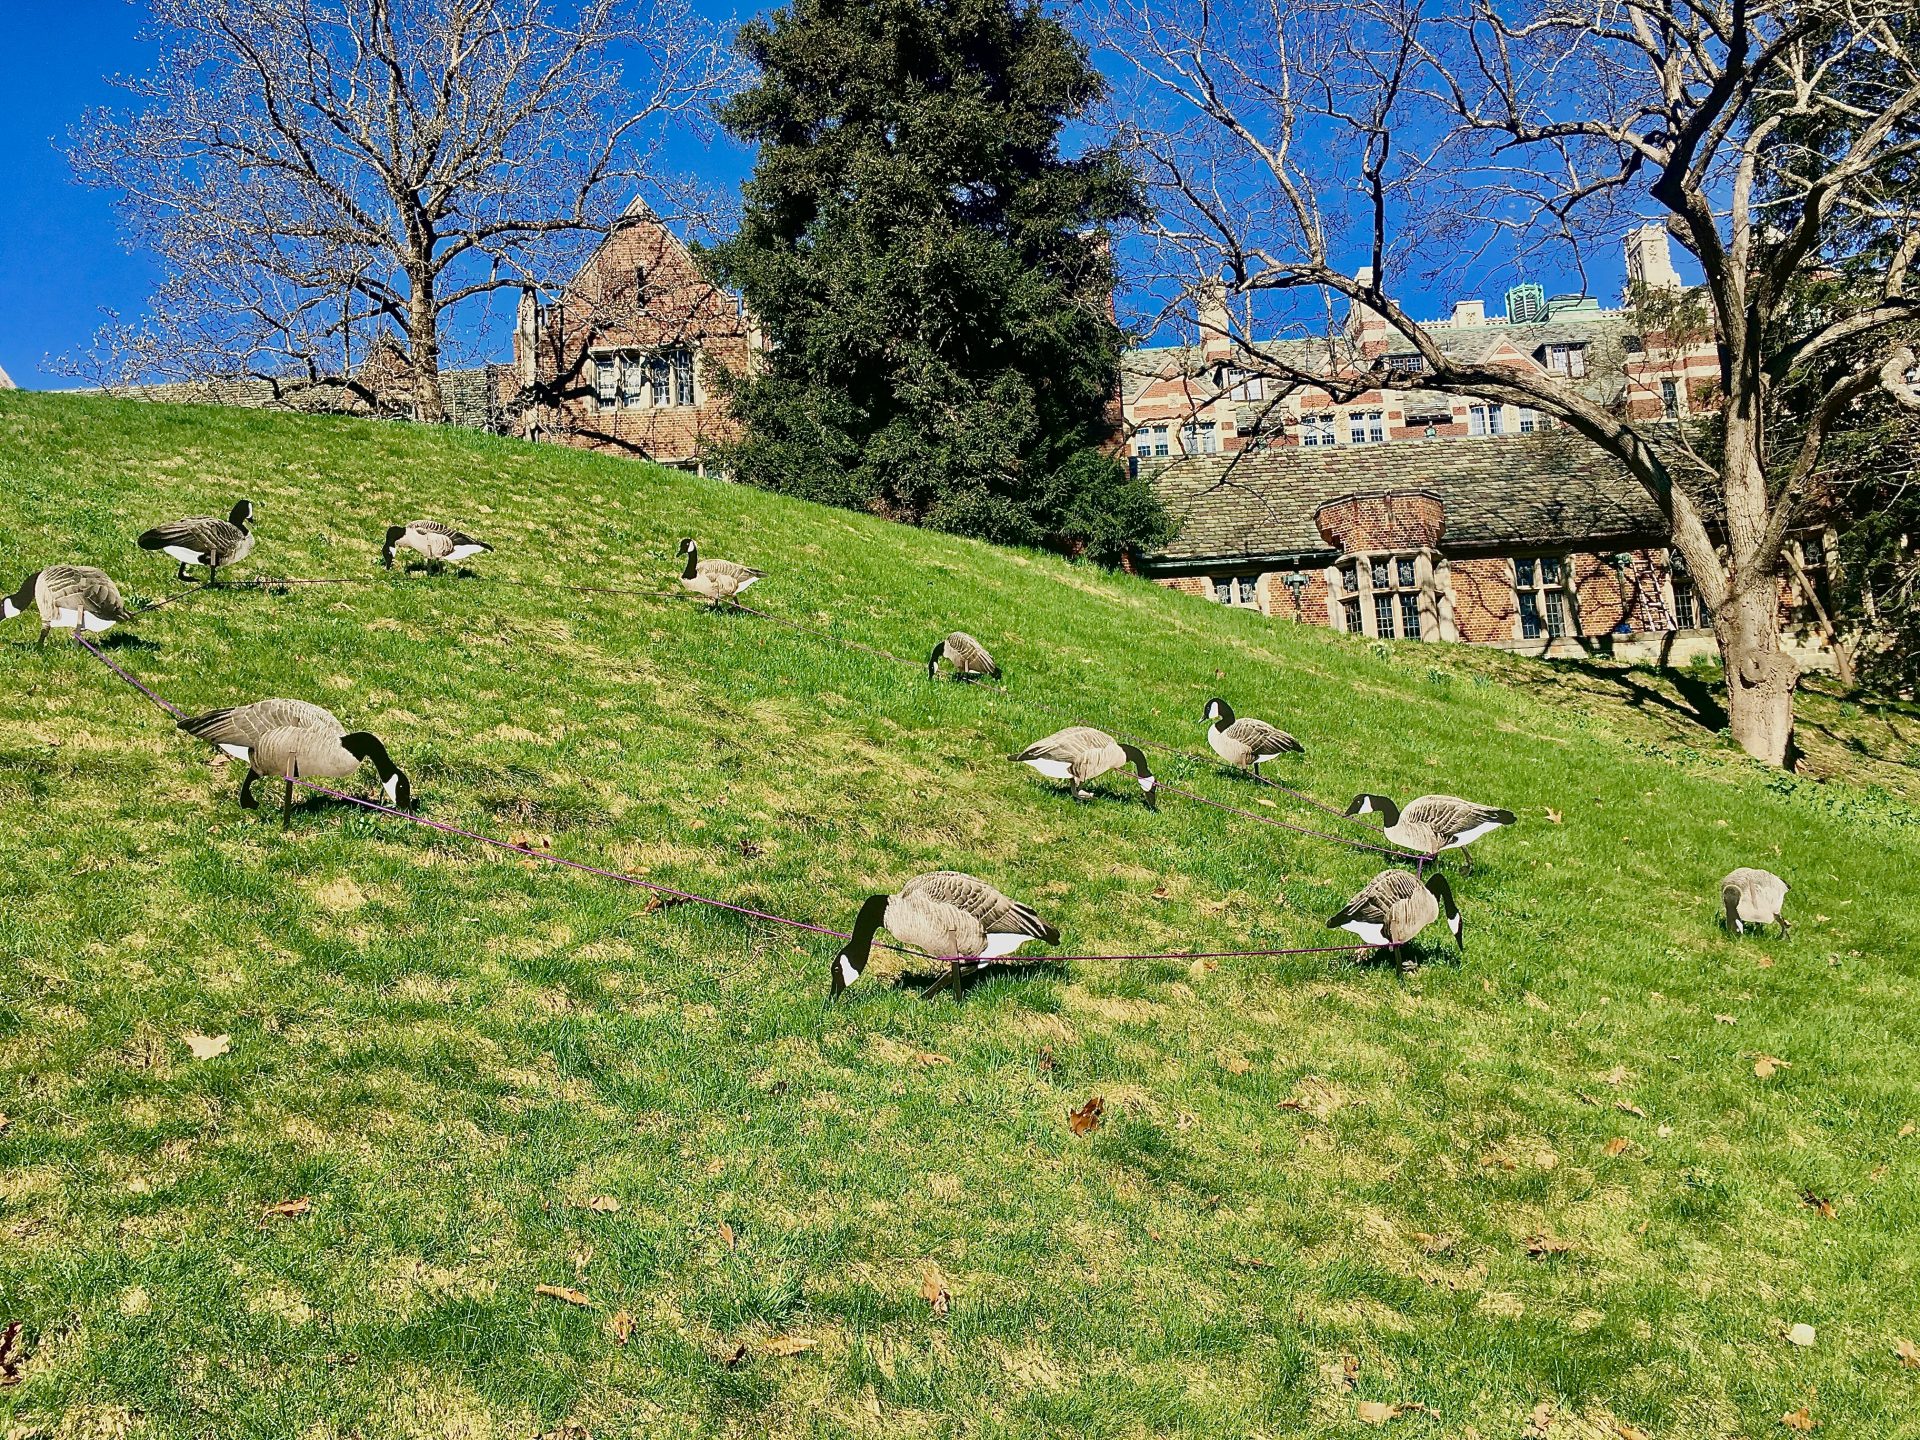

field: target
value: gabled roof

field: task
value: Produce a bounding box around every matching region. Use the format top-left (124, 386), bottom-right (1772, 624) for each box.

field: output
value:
top-left (1145, 430), bottom-right (1669, 565)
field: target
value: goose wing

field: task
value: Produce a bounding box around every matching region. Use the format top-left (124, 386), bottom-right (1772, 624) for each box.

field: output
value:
top-left (179, 697), bottom-right (345, 749)
top-left (900, 872), bottom-right (1059, 942)
top-left (412, 520), bottom-right (487, 548)
top-left (1225, 716), bottom-right (1303, 756)
top-left (1404, 794), bottom-right (1515, 839)
top-left (44, 566), bottom-right (130, 622)
top-left (1723, 867), bottom-right (1787, 920)
top-left (700, 558), bottom-right (765, 583)
top-left (1328, 869), bottom-right (1421, 938)
top-left (138, 516), bottom-right (241, 556)
top-left (944, 632), bottom-right (999, 676)
top-left (1012, 726), bottom-right (1107, 763)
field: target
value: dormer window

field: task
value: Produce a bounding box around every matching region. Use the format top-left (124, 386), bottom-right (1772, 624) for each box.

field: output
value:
top-left (1385, 352), bottom-right (1426, 376)
top-left (1544, 343), bottom-right (1588, 378)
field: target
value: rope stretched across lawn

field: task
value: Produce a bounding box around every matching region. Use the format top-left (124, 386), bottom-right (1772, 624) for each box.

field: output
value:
top-left (69, 634), bottom-right (1380, 967)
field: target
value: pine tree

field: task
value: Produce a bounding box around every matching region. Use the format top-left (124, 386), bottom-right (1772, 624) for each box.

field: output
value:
top-left (699, 0), bottom-right (1166, 559)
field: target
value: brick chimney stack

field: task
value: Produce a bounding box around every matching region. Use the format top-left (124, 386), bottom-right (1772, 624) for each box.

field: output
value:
top-left (1196, 277), bottom-right (1233, 362)
top-left (1624, 224), bottom-right (1683, 294)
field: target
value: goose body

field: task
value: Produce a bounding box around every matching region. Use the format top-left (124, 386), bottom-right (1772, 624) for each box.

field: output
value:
top-left (383, 520), bottom-right (491, 570)
top-left (178, 698), bottom-right (411, 826)
top-left (831, 871), bottom-right (1060, 999)
top-left (138, 500), bottom-right (255, 583)
top-left (1010, 725), bottom-right (1157, 808)
top-left (1202, 697), bottom-right (1303, 774)
top-left (1327, 869), bottom-right (1463, 961)
top-left (1347, 792), bottom-right (1515, 870)
top-left (929, 631), bottom-right (1000, 680)
top-left (3, 566), bottom-right (131, 644)
top-left (1722, 867), bottom-right (1789, 937)
top-left (677, 538), bottom-right (764, 604)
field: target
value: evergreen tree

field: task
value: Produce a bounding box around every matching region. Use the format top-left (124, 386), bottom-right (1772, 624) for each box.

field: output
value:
top-left (699, 0), bottom-right (1166, 559)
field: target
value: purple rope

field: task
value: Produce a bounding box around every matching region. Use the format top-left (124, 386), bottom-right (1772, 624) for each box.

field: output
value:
top-left (73, 635), bottom-right (187, 719)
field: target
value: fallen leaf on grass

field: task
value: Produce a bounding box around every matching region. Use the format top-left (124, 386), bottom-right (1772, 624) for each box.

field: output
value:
top-left (1545, 808), bottom-right (1562, 823)
top-left (0, 1321), bottom-right (22, 1388)
top-left (1526, 1399), bottom-right (1555, 1436)
top-left (1756, 954), bottom-right (1775, 968)
top-left (1412, 1232), bottom-right (1454, 1255)
top-left (582, 1196), bottom-right (620, 1213)
top-left (1276, 1098), bottom-right (1307, 1112)
top-left (1604, 1064), bottom-right (1630, 1086)
top-left (1341, 1353), bottom-right (1361, 1390)
top-left (0, 1113), bottom-right (8, 1133)
top-left (920, 1265), bottom-right (950, 1316)
top-left (912, 1050), bottom-right (951, 1067)
top-left (738, 840), bottom-right (762, 858)
top-left (1754, 1054), bottom-right (1791, 1079)
top-left (1715, 1013), bottom-right (1738, 1024)
top-left (608, 1309), bottom-right (633, 1345)
top-left (1894, 1337), bottom-right (1918, 1369)
top-left (1786, 1322), bottom-right (1817, 1348)
top-left (1189, 957), bottom-right (1218, 979)
top-left (643, 893), bottom-right (690, 914)
top-left (1615, 1424), bottom-right (1651, 1440)
top-left (1068, 1096), bottom-right (1104, 1136)
top-left (1603, 1137), bottom-right (1631, 1158)
top-left (717, 1221), bottom-right (736, 1251)
top-left (1901, 1121), bottom-right (1917, 1139)
top-left (721, 1342), bottom-right (749, 1368)
top-left (1781, 1405), bottom-right (1816, 1431)
top-left (1036, 1046), bottom-right (1055, 1074)
top-left (183, 1032), bottom-right (231, 1060)
top-left (765, 1335), bottom-right (816, 1357)
top-left (1616, 1099), bottom-right (1649, 1119)
top-left (1525, 1233), bottom-right (1572, 1258)
top-left (262, 1196), bottom-right (311, 1219)
top-left (1220, 1055), bottom-right (1252, 1075)
top-left (1800, 1191), bottom-right (1834, 1220)
top-left (534, 1284), bottom-right (591, 1308)
top-left (508, 832), bottom-right (553, 853)
top-left (1356, 1400), bottom-right (1402, 1425)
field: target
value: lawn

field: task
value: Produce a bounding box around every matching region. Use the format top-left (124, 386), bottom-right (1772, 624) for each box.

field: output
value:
top-left (2, 392), bottom-right (1917, 1440)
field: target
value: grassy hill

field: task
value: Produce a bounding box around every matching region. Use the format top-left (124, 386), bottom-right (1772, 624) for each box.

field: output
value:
top-left (3, 391), bottom-right (1918, 1440)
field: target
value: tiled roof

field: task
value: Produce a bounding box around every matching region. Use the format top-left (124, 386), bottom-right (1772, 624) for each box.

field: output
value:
top-left (1145, 430), bottom-right (1669, 565)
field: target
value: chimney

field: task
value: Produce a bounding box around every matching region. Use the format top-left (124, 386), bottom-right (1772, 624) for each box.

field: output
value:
top-left (514, 287), bottom-right (540, 389)
top-left (1450, 299), bottom-right (1485, 326)
top-left (1625, 224), bottom-right (1682, 294)
top-left (1343, 267), bottom-right (1390, 354)
top-left (1196, 277), bottom-right (1232, 362)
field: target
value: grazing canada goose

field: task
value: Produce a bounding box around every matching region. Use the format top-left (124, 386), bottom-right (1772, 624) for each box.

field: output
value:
top-left (3, 566), bottom-right (132, 645)
top-left (677, 538), bottom-right (764, 605)
top-left (177, 697), bottom-right (412, 828)
top-left (831, 871), bottom-right (1060, 1000)
top-left (928, 631), bottom-right (1000, 680)
top-left (137, 499), bottom-right (256, 584)
top-left (383, 520), bottom-right (492, 572)
top-left (1202, 697), bottom-right (1303, 775)
top-left (1722, 867), bottom-right (1790, 938)
top-left (1327, 868), bottom-right (1463, 966)
top-left (1346, 792), bottom-right (1515, 871)
top-left (1011, 725), bottom-right (1158, 809)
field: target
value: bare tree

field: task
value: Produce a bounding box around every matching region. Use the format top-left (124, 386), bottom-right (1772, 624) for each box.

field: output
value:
top-left (1093, 0), bottom-right (1920, 765)
top-left (70, 0), bottom-right (734, 422)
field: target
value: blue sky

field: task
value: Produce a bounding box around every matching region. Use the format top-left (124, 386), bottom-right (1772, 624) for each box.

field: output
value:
top-left (0, 2), bottom-right (1640, 391)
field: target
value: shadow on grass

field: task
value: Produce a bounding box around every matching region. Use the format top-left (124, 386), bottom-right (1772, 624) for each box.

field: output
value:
top-left (887, 958), bottom-right (1071, 1000)
top-left (1549, 657), bottom-right (1730, 732)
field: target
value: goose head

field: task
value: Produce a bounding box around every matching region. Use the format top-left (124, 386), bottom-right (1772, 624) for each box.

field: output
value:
top-left (2, 572), bottom-right (37, 619)
top-left (926, 639), bottom-right (947, 679)
top-left (1202, 697), bottom-right (1235, 729)
top-left (229, 499), bottom-right (255, 530)
top-left (831, 894), bottom-right (889, 998)
top-left (342, 732), bottom-right (412, 811)
top-left (381, 525), bottom-right (407, 568)
top-left (1346, 793), bottom-right (1400, 827)
top-left (1427, 873), bottom-right (1463, 950)
top-left (1119, 743), bottom-right (1158, 811)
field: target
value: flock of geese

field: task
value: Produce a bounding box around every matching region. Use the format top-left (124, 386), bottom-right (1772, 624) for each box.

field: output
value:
top-left (10, 497), bottom-right (1794, 999)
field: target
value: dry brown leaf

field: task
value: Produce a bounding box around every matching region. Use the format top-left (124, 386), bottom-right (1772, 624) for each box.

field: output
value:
top-left (1800, 1191), bottom-right (1835, 1220)
top-left (764, 1335), bottom-right (816, 1357)
top-left (183, 1032), bottom-right (231, 1060)
top-left (1781, 1405), bottom-right (1816, 1431)
top-left (1898, 1121), bottom-right (1915, 1139)
top-left (1356, 1400), bottom-right (1403, 1425)
top-left (1786, 1322), bottom-right (1817, 1348)
top-left (262, 1196), bottom-right (311, 1219)
top-left (1756, 954), bottom-right (1775, 968)
top-left (1341, 1353), bottom-right (1361, 1390)
top-left (1715, 1013), bottom-right (1738, 1024)
top-left (1616, 1099), bottom-right (1649, 1119)
top-left (721, 1341), bottom-right (749, 1368)
top-left (0, 1113), bottom-right (9, 1133)
top-left (1545, 808), bottom-right (1563, 823)
top-left (0, 1321), bottom-right (22, 1388)
top-left (1526, 1399), bottom-right (1555, 1436)
top-left (1189, 957), bottom-right (1218, 979)
top-left (1603, 1137), bottom-right (1631, 1158)
top-left (1615, 1425), bottom-right (1651, 1440)
top-left (1036, 1046), bottom-right (1055, 1074)
top-left (1068, 1096), bottom-right (1104, 1136)
top-left (920, 1264), bottom-right (950, 1316)
top-left (1754, 1054), bottom-right (1791, 1079)
top-left (582, 1195), bottom-right (620, 1213)
top-left (717, 1220), bottom-right (736, 1251)
top-left (1277, 1098), bottom-right (1307, 1112)
top-left (1604, 1064), bottom-right (1630, 1086)
top-left (609, 1309), bottom-right (633, 1345)
top-left (912, 1050), bottom-right (952, 1067)
top-left (1414, 1231), bottom-right (1455, 1255)
top-left (1893, 1337), bottom-right (1918, 1369)
top-left (534, 1284), bottom-right (591, 1308)
top-left (1220, 1055), bottom-right (1252, 1075)
top-left (1525, 1233), bottom-right (1572, 1258)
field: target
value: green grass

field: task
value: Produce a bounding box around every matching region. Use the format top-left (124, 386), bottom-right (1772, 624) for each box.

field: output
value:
top-left (2, 391), bottom-right (1917, 1439)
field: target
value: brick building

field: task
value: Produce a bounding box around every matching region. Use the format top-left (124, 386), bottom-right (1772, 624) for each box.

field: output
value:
top-left (1127, 229), bottom-right (1832, 666)
top-left (509, 200), bottom-right (761, 472)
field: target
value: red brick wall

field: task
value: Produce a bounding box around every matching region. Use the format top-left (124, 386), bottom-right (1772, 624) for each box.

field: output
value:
top-left (1259, 569), bottom-right (1327, 622)
top-left (1449, 557), bottom-right (1518, 643)
top-left (1315, 493), bottom-right (1445, 552)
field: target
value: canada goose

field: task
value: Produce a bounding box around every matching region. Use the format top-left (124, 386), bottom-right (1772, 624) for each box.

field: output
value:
top-left (1011, 725), bottom-right (1157, 809)
top-left (177, 698), bottom-right (411, 828)
top-left (677, 538), bottom-right (764, 605)
top-left (3, 566), bottom-right (132, 645)
top-left (137, 500), bottom-right (256, 584)
top-left (1327, 868), bottom-right (1463, 966)
top-left (1346, 792), bottom-right (1515, 871)
top-left (1722, 867), bottom-right (1790, 937)
top-left (831, 871), bottom-right (1060, 1000)
top-left (1202, 697), bottom-right (1303, 775)
top-left (928, 631), bottom-right (1000, 681)
top-left (383, 521), bottom-right (492, 572)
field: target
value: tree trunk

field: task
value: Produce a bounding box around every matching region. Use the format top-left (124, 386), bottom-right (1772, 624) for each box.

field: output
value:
top-left (407, 275), bottom-right (445, 424)
top-left (1717, 580), bottom-right (1800, 766)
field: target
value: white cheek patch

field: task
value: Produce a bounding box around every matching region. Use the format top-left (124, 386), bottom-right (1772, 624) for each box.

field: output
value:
top-left (220, 744), bottom-right (252, 760)
top-left (1, 599), bottom-right (17, 619)
top-left (1139, 777), bottom-right (1156, 791)
top-left (162, 546), bottom-right (203, 565)
top-left (981, 933), bottom-right (1030, 958)
top-left (836, 953), bottom-right (860, 988)
top-left (1341, 920), bottom-right (1389, 947)
top-left (82, 612), bottom-right (118, 632)
top-left (1023, 758), bottom-right (1074, 780)
top-left (382, 773), bottom-right (401, 802)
